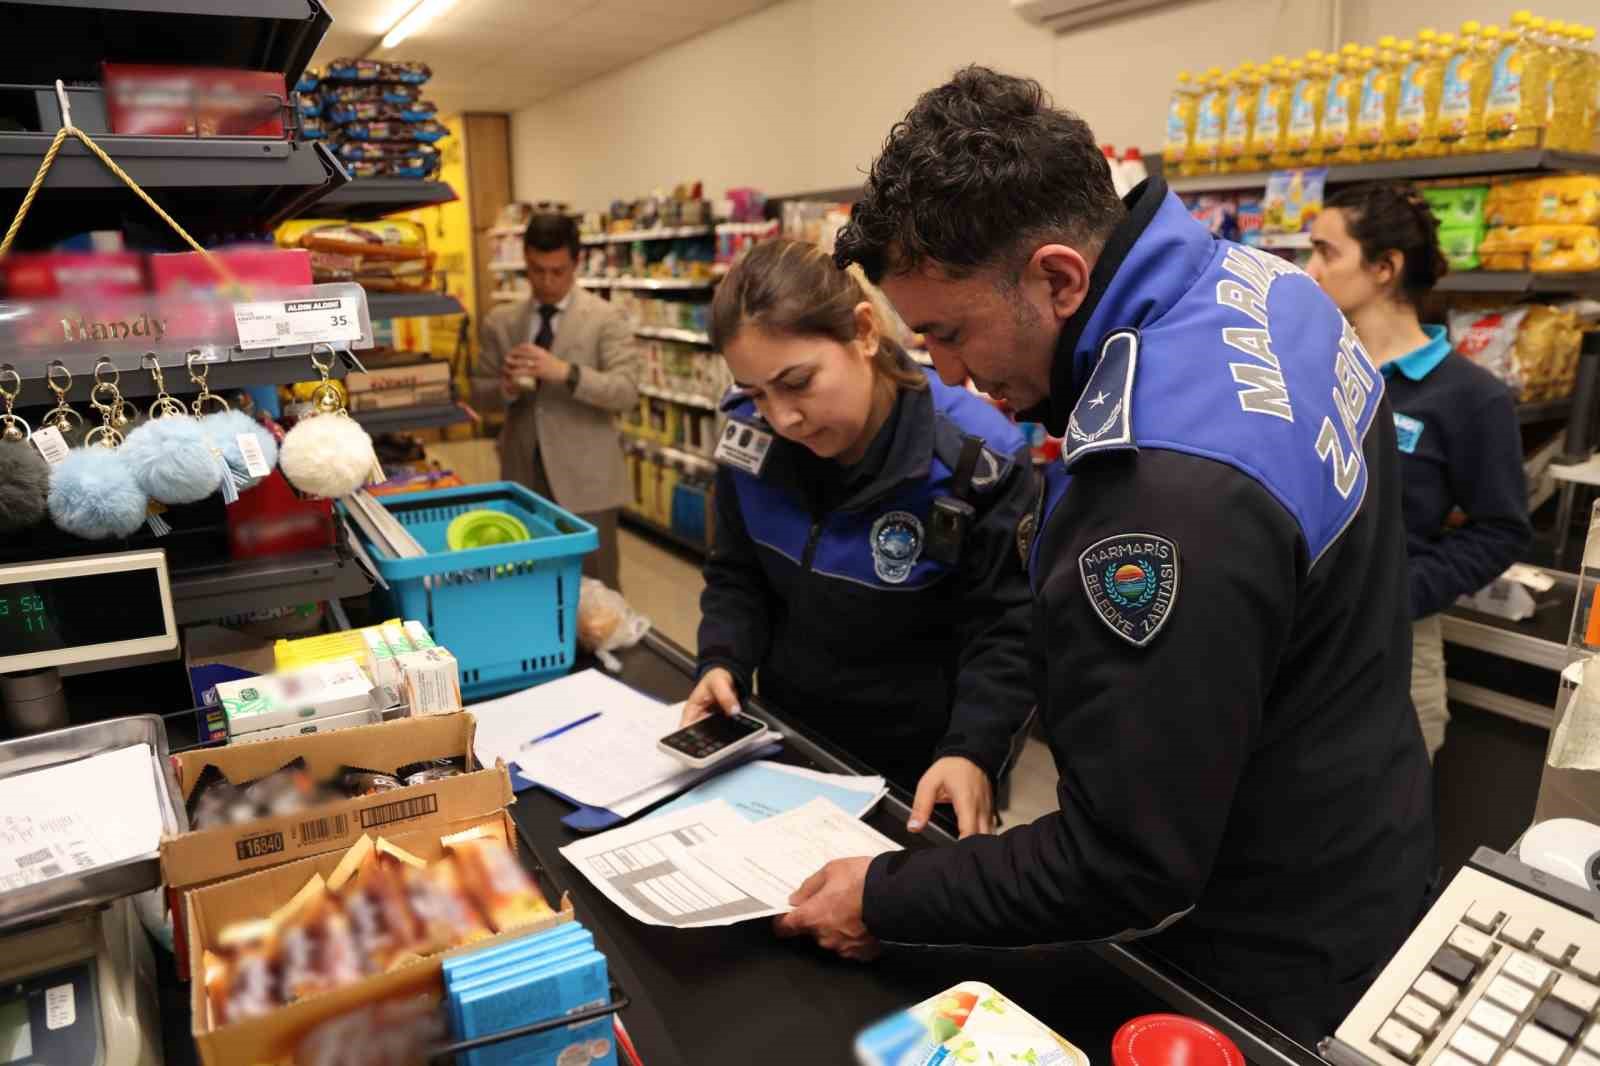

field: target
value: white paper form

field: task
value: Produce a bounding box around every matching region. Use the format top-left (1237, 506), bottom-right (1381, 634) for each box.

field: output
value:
top-left (558, 800), bottom-right (784, 928)
top-left (0, 744), bottom-right (164, 894)
top-left (686, 797), bottom-right (901, 907)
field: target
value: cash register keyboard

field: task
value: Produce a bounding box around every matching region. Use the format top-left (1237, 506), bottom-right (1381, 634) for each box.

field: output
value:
top-left (1331, 855), bottom-right (1600, 1066)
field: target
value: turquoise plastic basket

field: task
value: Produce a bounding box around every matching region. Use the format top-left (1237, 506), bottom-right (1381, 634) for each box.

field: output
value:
top-left (342, 482), bottom-right (597, 699)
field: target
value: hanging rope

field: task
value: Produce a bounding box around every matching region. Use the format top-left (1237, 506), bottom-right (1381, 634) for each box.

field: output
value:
top-left (0, 82), bottom-right (238, 287)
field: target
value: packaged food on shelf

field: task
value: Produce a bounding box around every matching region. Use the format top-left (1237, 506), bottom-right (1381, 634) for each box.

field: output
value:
top-left (1262, 168), bottom-right (1325, 233)
top-left (1438, 226), bottom-right (1487, 270)
top-left (1422, 185), bottom-right (1488, 229)
top-left (1449, 303), bottom-right (1584, 400)
top-left (102, 64), bottom-right (288, 138)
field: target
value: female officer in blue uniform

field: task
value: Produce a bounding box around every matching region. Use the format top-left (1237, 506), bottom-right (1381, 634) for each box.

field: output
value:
top-left (1308, 184), bottom-right (1532, 758)
top-left (680, 238), bottom-right (1035, 838)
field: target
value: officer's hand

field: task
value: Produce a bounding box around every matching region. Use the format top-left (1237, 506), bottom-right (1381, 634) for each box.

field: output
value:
top-left (679, 667), bottom-right (741, 728)
top-left (909, 756), bottom-right (995, 839)
top-left (773, 856), bottom-right (879, 961)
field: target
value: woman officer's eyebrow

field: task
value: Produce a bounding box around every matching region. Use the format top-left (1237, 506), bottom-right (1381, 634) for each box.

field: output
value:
top-left (734, 363), bottom-right (814, 390)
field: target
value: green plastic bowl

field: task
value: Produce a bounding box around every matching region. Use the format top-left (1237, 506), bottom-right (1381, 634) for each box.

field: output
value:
top-left (446, 509), bottom-right (531, 551)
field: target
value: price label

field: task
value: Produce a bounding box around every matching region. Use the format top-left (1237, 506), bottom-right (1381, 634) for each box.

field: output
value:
top-left (30, 426), bottom-right (69, 465)
top-left (45, 983), bottom-right (74, 1030)
top-left (234, 295), bottom-right (362, 350)
top-left (236, 433), bottom-right (272, 479)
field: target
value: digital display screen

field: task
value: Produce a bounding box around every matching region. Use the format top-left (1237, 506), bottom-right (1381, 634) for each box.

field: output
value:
top-left (665, 713), bottom-right (765, 753)
top-left (0, 998), bottom-right (31, 1063)
top-left (0, 568), bottom-right (166, 658)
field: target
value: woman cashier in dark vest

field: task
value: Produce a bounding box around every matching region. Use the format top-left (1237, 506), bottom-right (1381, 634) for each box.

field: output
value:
top-left (1308, 183), bottom-right (1532, 759)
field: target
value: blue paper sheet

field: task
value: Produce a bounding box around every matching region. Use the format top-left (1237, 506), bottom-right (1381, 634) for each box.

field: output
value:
top-left (646, 760), bottom-right (886, 823)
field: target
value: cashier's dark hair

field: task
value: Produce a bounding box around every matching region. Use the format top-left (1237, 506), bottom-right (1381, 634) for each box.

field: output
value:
top-left (1325, 183), bottom-right (1449, 304)
top-left (711, 238), bottom-right (926, 390)
top-left (834, 65), bottom-right (1126, 282)
top-left (523, 212), bottom-right (581, 261)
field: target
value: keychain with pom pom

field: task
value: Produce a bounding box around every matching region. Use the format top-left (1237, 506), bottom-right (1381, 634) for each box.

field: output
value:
top-left (47, 360), bottom-right (150, 541)
top-left (39, 361), bottom-right (85, 446)
top-left (188, 352), bottom-right (276, 496)
top-left (0, 365), bottom-right (50, 534)
top-left (121, 355), bottom-right (231, 513)
top-left (279, 345), bottom-right (383, 499)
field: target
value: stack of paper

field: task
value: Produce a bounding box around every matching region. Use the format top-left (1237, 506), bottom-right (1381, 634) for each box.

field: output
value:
top-left (472, 669), bottom-right (781, 823)
top-left (344, 490), bottom-right (426, 560)
top-left (558, 797), bottom-right (900, 929)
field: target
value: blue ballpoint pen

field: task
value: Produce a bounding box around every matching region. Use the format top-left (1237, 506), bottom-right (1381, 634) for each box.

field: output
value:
top-left (519, 711), bottom-right (602, 750)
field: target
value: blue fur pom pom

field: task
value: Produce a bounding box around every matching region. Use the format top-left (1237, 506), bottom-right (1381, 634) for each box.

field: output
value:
top-left (48, 448), bottom-right (149, 540)
top-left (201, 409), bottom-right (278, 487)
top-left (122, 416), bottom-right (223, 505)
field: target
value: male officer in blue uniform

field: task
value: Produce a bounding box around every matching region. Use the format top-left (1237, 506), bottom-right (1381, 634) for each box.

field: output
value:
top-left (775, 67), bottom-right (1435, 1043)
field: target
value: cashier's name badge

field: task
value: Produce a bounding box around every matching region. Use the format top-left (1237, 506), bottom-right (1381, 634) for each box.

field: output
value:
top-left (714, 421), bottom-right (774, 476)
top-left (234, 296), bottom-right (362, 350)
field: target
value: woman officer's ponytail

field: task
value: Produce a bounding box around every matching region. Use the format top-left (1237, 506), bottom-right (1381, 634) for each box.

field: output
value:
top-left (711, 237), bottom-right (927, 389)
top-left (1323, 183), bottom-right (1450, 304)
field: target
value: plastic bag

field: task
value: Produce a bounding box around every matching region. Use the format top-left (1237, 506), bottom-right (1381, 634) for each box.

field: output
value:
top-left (577, 577), bottom-right (652, 672)
top-left (1449, 306), bottom-right (1529, 388)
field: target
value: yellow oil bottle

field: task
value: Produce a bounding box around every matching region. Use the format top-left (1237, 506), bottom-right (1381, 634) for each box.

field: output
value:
top-left (1549, 21), bottom-right (1586, 149)
top-left (1163, 69), bottom-right (1201, 174)
top-left (1187, 67), bottom-right (1227, 175)
top-left (1284, 53), bottom-right (1327, 166)
top-left (1355, 39), bottom-right (1394, 160)
top-left (1438, 22), bottom-right (1479, 152)
top-left (1486, 10), bottom-right (1552, 150)
top-left (1390, 38), bottom-right (1425, 158)
top-left (1322, 44), bottom-right (1364, 164)
top-left (1580, 26), bottom-right (1600, 152)
top-left (1255, 57), bottom-right (1293, 170)
top-left (1410, 30), bottom-right (1451, 157)
top-left (1221, 64), bottom-right (1260, 173)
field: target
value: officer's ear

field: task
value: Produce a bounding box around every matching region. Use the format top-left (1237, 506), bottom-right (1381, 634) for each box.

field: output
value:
top-left (1024, 244), bottom-right (1093, 324)
top-left (852, 300), bottom-right (881, 360)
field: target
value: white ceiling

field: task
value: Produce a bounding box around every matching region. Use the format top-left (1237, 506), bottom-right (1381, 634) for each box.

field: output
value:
top-left (311, 0), bottom-right (784, 113)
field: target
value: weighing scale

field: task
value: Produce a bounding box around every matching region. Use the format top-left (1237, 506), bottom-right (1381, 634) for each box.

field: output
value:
top-left (0, 551), bottom-right (185, 1066)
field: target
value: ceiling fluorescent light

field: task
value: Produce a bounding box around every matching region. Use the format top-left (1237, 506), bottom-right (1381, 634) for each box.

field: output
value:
top-left (382, 0), bottom-right (458, 49)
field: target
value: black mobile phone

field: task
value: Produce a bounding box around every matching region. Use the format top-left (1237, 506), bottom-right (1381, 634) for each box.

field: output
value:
top-left (657, 712), bottom-right (770, 768)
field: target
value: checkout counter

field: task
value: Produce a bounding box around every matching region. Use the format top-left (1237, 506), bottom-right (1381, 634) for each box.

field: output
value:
top-left (124, 631), bottom-right (1326, 1066)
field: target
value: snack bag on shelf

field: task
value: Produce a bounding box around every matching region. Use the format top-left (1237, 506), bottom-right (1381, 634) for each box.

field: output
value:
top-left (1535, 176), bottom-right (1600, 226)
top-left (1449, 306), bottom-right (1530, 388)
top-left (1477, 226), bottom-right (1537, 271)
top-left (1513, 306), bottom-right (1584, 399)
top-left (1528, 225), bottom-right (1600, 272)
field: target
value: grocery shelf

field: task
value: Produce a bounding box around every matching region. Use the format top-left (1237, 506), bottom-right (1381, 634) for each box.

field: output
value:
top-left (170, 546), bottom-right (373, 625)
top-left (307, 177), bottom-right (458, 220)
top-left (489, 259), bottom-right (525, 272)
top-left (581, 225), bottom-right (711, 245)
top-left (364, 290), bottom-right (465, 319)
top-left (636, 326), bottom-right (713, 346)
top-left (491, 291), bottom-right (524, 303)
top-left (580, 277), bottom-right (715, 291)
top-left (0, 135), bottom-right (344, 237)
top-left (1517, 398), bottom-right (1574, 424)
top-left (1254, 232), bottom-right (1311, 250)
top-left (1166, 149), bottom-right (1600, 195)
top-left (639, 384), bottom-right (718, 411)
top-left (13, 349), bottom-right (354, 403)
top-left (1435, 272), bottom-right (1600, 295)
top-left (2, 0), bottom-right (330, 89)
top-left (621, 508), bottom-right (708, 556)
top-left (350, 403), bottom-right (472, 433)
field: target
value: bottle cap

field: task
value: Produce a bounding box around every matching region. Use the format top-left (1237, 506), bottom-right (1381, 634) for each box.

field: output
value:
top-left (1124, 147), bottom-right (1143, 160)
top-left (1399, 39), bottom-right (1415, 52)
top-left (1378, 34), bottom-right (1397, 48)
top-left (1288, 58), bottom-right (1305, 71)
top-left (1462, 20), bottom-right (1481, 35)
top-left (1511, 10), bottom-right (1533, 27)
top-left (1361, 46), bottom-right (1377, 59)
top-left (1306, 49), bottom-right (1324, 62)
top-left (1271, 53), bottom-right (1287, 65)
top-left (1206, 65), bottom-right (1223, 77)
top-left (1529, 17), bottom-right (1546, 31)
top-left (1112, 1015), bottom-right (1246, 1066)
top-left (1417, 28), bottom-right (1437, 42)
top-left (1177, 70), bottom-right (1192, 82)
top-left (1438, 32), bottom-right (1455, 46)
top-left (1342, 42), bottom-right (1360, 56)
top-left (1484, 25), bottom-right (1502, 39)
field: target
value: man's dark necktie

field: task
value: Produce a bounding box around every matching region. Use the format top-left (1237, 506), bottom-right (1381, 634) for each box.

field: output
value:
top-left (535, 304), bottom-right (557, 349)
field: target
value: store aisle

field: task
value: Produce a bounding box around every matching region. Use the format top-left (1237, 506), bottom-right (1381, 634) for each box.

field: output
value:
top-left (617, 530), bottom-right (1060, 824)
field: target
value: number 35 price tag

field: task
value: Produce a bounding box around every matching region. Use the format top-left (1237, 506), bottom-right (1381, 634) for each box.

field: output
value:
top-left (234, 296), bottom-right (362, 350)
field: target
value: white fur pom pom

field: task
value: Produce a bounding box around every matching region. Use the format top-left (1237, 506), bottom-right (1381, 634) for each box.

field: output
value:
top-left (279, 413), bottom-right (377, 499)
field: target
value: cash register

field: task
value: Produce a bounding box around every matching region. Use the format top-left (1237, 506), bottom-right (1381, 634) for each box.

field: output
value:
top-left (0, 550), bottom-right (184, 1066)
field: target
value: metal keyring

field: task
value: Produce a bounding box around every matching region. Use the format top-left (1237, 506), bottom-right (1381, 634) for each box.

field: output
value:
top-left (93, 358), bottom-right (120, 387)
top-left (0, 365), bottom-right (19, 403)
top-left (84, 424), bottom-right (123, 449)
top-left (142, 354), bottom-right (187, 419)
top-left (47, 361), bottom-right (72, 397)
top-left (187, 350), bottom-right (229, 415)
top-left (309, 343), bottom-right (336, 376)
top-left (90, 380), bottom-right (120, 413)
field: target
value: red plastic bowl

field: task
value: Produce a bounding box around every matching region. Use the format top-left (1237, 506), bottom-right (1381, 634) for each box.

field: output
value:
top-left (1113, 1014), bottom-right (1247, 1066)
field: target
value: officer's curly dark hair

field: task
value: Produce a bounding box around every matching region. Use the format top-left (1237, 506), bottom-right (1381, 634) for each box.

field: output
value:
top-left (834, 66), bottom-right (1126, 284)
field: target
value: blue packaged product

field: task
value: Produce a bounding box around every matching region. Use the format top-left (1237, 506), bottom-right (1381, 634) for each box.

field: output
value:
top-left (456, 950), bottom-right (615, 1066)
top-left (449, 941), bottom-right (596, 1038)
top-left (445, 923), bottom-right (591, 984)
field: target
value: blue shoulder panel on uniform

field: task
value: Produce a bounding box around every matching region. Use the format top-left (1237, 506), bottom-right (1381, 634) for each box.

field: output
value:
top-left (1063, 329), bottom-right (1139, 468)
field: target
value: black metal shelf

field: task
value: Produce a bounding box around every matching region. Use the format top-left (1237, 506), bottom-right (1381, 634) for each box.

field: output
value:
top-left (170, 546), bottom-right (373, 625)
top-left (621, 508), bottom-right (708, 556)
top-left (307, 178), bottom-right (459, 220)
top-left (12, 350), bottom-right (353, 404)
top-left (1517, 398), bottom-right (1574, 424)
top-left (1436, 272), bottom-right (1600, 295)
top-left (1167, 149), bottom-right (1600, 195)
top-left (0, 135), bottom-right (344, 238)
top-left (350, 403), bottom-right (470, 434)
top-left (364, 290), bottom-right (465, 320)
top-left (0, 1), bottom-right (331, 89)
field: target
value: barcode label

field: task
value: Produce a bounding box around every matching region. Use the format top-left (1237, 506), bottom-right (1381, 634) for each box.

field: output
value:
top-left (275, 320), bottom-right (292, 337)
top-left (38, 863), bottom-right (61, 878)
top-left (16, 848), bottom-right (52, 867)
top-left (298, 812), bottom-right (349, 845)
top-left (31, 426), bottom-right (69, 465)
top-left (360, 793), bottom-right (438, 829)
top-left (236, 433), bottom-right (272, 478)
top-left (71, 852), bottom-right (94, 869)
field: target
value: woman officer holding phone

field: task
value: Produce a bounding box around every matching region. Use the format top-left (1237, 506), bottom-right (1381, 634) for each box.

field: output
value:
top-left (679, 238), bottom-right (1035, 838)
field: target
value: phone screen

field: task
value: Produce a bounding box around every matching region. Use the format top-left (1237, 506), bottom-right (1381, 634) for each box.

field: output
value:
top-left (663, 714), bottom-right (765, 758)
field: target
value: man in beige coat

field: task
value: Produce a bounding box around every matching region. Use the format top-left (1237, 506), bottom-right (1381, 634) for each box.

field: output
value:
top-left (474, 213), bottom-right (639, 590)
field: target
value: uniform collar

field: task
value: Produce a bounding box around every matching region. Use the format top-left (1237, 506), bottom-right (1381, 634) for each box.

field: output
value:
top-left (1025, 177), bottom-right (1215, 434)
top-left (1381, 324), bottom-right (1451, 381)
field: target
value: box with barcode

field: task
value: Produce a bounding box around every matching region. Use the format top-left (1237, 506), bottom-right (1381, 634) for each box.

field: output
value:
top-left (159, 713), bottom-right (512, 972)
